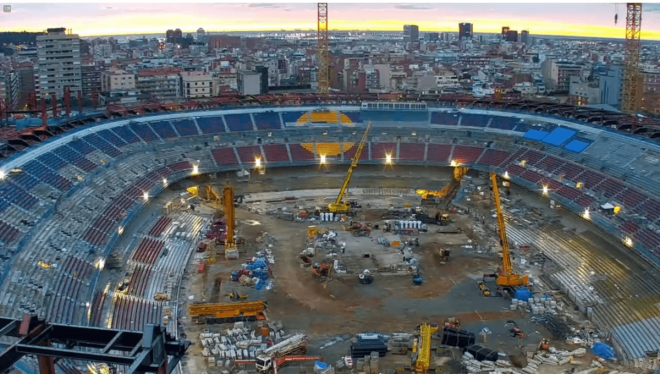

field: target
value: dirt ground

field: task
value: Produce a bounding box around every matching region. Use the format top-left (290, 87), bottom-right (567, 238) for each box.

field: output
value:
top-left (176, 167), bottom-right (616, 374)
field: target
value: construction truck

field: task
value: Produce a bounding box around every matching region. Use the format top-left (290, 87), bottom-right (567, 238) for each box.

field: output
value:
top-left (188, 300), bottom-right (267, 324)
top-left (257, 356), bottom-right (323, 373)
top-left (255, 334), bottom-right (308, 372)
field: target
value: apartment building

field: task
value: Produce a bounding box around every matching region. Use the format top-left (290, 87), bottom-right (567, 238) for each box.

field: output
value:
top-left (81, 64), bottom-right (102, 99)
top-left (181, 71), bottom-right (213, 99)
top-left (135, 67), bottom-right (181, 101)
top-left (101, 70), bottom-right (136, 92)
top-left (0, 71), bottom-right (19, 109)
top-left (36, 27), bottom-right (82, 98)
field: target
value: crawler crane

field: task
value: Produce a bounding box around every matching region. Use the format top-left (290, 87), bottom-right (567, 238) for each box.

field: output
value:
top-left (490, 172), bottom-right (529, 288)
top-left (327, 121), bottom-right (372, 214)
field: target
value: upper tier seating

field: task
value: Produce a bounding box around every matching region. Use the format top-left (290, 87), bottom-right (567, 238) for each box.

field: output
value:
top-left (196, 116), bottom-right (226, 134)
top-left (224, 114), bottom-right (254, 132)
top-left (460, 114), bottom-right (491, 127)
top-left (253, 112), bottom-right (282, 130)
top-left (150, 121), bottom-right (179, 139)
top-left (430, 112), bottom-right (459, 126)
top-left (171, 119), bottom-right (200, 137)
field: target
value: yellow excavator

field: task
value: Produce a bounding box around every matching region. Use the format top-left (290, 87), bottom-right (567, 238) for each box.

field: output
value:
top-left (328, 121), bottom-right (372, 214)
top-left (490, 172), bottom-right (529, 288)
top-left (416, 166), bottom-right (469, 206)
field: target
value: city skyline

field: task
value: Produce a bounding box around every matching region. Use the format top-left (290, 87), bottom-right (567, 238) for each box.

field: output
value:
top-left (2, 3), bottom-right (660, 40)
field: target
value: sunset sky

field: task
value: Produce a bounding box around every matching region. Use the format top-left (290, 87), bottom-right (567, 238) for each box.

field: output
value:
top-left (2, 3), bottom-right (660, 40)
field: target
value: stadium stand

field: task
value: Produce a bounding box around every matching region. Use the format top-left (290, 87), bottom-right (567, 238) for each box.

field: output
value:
top-left (4, 105), bottom-right (660, 368)
top-left (263, 144), bottom-right (290, 163)
top-left (371, 142), bottom-right (397, 161)
top-left (430, 112), bottom-right (459, 126)
top-left (253, 112), bottom-right (283, 130)
top-left (281, 111), bottom-right (307, 124)
top-left (224, 113), bottom-right (255, 132)
top-left (171, 119), bottom-right (200, 137)
top-left (460, 113), bottom-right (491, 127)
top-left (196, 116), bottom-right (226, 134)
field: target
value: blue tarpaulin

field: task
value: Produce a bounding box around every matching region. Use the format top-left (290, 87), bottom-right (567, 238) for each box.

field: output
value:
top-left (591, 343), bottom-right (615, 359)
top-left (514, 289), bottom-right (531, 301)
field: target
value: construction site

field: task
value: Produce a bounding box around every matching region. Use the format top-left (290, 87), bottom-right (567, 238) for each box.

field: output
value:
top-left (156, 122), bottom-right (660, 374)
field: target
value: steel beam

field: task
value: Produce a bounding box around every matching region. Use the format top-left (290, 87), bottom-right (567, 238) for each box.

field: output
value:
top-left (0, 316), bottom-right (190, 374)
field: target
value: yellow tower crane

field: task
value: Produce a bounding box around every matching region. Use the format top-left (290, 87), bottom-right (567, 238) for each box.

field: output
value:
top-left (224, 185), bottom-right (238, 259)
top-left (328, 121), bottom-right (372, 213)
top-left (490, 172), bottom-right (529, 288)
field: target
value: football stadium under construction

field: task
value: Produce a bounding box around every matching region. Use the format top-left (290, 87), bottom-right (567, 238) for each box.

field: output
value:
top-left (1, 94), bottom-right (660, 374)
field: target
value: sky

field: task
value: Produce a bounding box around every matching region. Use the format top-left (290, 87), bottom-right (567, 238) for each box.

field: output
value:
top-left (2, 3), bottom-right (660, 40)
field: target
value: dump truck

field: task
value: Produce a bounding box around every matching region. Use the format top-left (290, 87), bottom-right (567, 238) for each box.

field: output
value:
top-left (255, 334), bottom-right (308, 372)
top-left (188, 300), bottom-right (267, 324)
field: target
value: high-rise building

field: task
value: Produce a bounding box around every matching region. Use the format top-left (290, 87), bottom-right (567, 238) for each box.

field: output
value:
top-left (506, 30), bottom-right (519, 43)
top-left (173, 28), bottom-right (183, 44)
top-left (166, 29), bottom-right (174, 43)
top-left (521, 30), bottom-right (530, 45)
top-left (15, 63), bottom-right (35, 109)
top-left (403, 24), bottom-right (419, 50)
top-left (81, 64), bottom-right (102, 100)
top-left (0, 71), bottom-right (19, 110)
top-left (600, 65), bottom-right (623, 108)
top-left (501, 26), bottom-right (510, 40)
top-left (458, 23), bottom-right (473, 40)
top-left (255, 66), bottom-right (269, 94)
top-left (424, 32), bottom-right (439, 42)
top-left (36, 27), bottom-right (82, 99)
top-left (197, 28), bottom-right (206, 43)
top-left (237, 70), bottom-right (262, 95)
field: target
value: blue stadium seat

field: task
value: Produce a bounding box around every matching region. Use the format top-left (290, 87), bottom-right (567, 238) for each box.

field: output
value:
top-left (97, 129), bottom-right (128, 148)
top-left (253, 112), bottom-right (282, 130)
top-left (129, 123), bottom-right (160, 142)
top-left (360, 111), bottom-right (428, 122)
top-left (281, 111), bottom-right (307, 124)
top-left (460, 114), bottom-right (491, 127)
top-left (171, 119), bottom-right (199, 137)
top-left (196, 116), bottom-right (226, 134)
top-left (149, 121), bottom-right (178, 139)
top-left (68, 139), bottom-right (97, 155)
top-left (112, 126), bottom-right (142, 144)
top-left (430, 112), bottom-right (459, 126)
top-left (343, 112), bottom-right (361, 123)
top-left (224, 114), bottom-right (254, 132)
top-left (83, 133), bottom-right (122, 157)
top-left (37, 152), bottom-right (68, 170)
top-left (489, 116), bottom-right (521, 131)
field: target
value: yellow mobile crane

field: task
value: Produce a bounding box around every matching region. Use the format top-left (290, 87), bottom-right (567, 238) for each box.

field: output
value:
top-left (328, 121), bottom-right (372, 214)
top-left (490, 172), bottom-right (529, 288)
top-left (413, 323), bottom-right (438, 373)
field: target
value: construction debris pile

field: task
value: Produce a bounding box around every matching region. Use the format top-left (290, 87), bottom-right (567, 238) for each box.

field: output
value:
top-left (231, 235), bottom-right (276, 291)
top-left (199, 320), bottom-right (285, 366)
top-left (461, 344), bottom-right (630, 374)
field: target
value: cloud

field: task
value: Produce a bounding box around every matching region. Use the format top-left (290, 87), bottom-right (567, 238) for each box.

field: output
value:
top-left (106, 6), bottom-right (112, 9)
top-left (248, 3), bottom-right (281, 8)
top-left (394, 4), bottom-right (433, 10)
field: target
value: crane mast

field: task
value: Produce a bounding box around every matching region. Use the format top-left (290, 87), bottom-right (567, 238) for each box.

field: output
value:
top-left (328, 121), bottom-right (372, 213)
top-left (490, 172), bottom-right (529, 287)
top-left (224, 186), bottom-right (238, 259)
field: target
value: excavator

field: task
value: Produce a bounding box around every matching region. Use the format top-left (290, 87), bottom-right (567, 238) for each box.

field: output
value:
top-left (486, 172), bottom-right (529, 290)
top-left (327, 121), bottom-right (372, 214)
top-left (416, 166), bottom-right (469, 206)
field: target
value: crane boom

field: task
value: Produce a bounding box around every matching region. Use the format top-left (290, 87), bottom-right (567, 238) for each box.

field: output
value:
top-left (490, 172), bottom-right (529, 287)
top-left (328, 121), bottom-right (372, 212)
